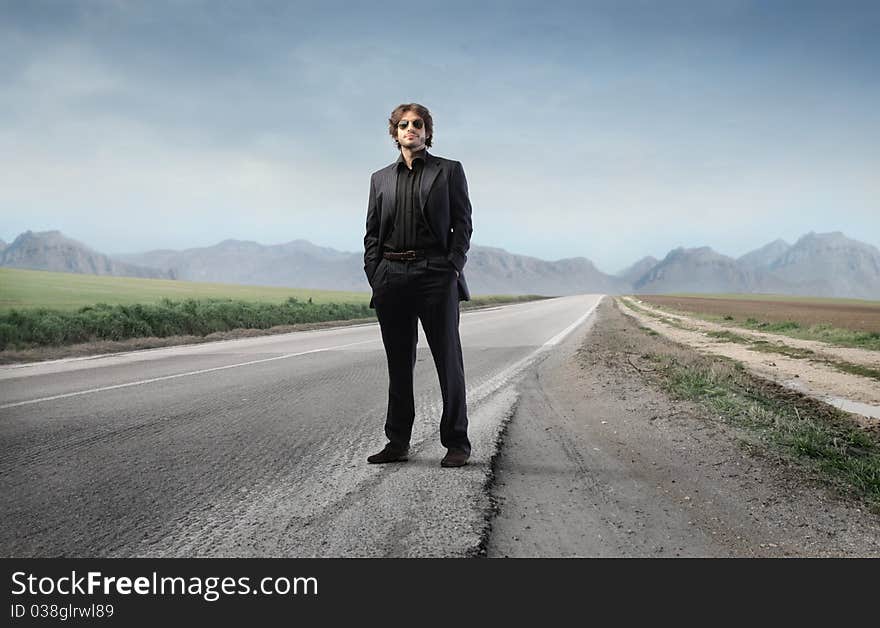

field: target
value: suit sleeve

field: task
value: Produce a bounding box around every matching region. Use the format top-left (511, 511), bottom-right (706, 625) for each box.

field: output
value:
top-left (363, 174), bottom-right (381, 285)
top-left (447, 161), bottom-right (473, 273)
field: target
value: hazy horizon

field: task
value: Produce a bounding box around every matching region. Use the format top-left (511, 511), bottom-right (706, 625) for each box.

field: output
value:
top-left (2, 1), bottom-right (877, 273)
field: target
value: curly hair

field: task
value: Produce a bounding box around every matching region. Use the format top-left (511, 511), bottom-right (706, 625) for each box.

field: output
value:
top-left (388, 103), bottom-right (433, 149)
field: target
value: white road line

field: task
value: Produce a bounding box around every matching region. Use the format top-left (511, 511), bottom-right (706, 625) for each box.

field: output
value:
top-left (544, 299), bottom-right (601, 346)
top-left (0, 338), bottom-right (378, 410)
top-left (466, 298), bottom-right (601, 402)
top-left (0, 321), bottom-right (381, 372)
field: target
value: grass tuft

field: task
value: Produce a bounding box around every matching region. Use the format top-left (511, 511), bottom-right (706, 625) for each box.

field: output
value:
top-left (648, 350), bottom-right (880, 511)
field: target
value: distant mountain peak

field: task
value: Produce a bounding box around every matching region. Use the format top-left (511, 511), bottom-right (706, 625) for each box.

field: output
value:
top-left (737, 238), bottom-right (791, 271)
top-left (616, 256), bottom-right (659, 285)
top-left (1, 230), bottom-right (174, 279)
top-left (216, 238), bottom-right (258, 246)
top-left (636, 246), bottom-right (746, 294)
top-left (794, 231), bottom-right (865, 247)
top-left (663, 245), bottom-right (731, 263)
top-left (16, 229), bottom-right (81, 243)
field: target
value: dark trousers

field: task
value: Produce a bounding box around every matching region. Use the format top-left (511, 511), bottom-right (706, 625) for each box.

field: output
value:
top-left (372, 255), bottom-right (471, 455)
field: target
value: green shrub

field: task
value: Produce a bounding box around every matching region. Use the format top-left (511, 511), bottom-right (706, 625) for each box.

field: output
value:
top-left (0, 298), bottom-right (375, 350)
top-left (0, 323), bottom-right (21, 347)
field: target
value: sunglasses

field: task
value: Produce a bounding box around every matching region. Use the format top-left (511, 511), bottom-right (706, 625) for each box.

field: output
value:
top-left (397, 119), bottom-right (424, 130)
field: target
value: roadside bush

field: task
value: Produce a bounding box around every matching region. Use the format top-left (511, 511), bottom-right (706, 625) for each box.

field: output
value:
top-left (0, 323), bottom-right (21, 347)
top-left (0, 298), bottom-right (375, 350)
top-left (30, 312), bottom-right (69, 346)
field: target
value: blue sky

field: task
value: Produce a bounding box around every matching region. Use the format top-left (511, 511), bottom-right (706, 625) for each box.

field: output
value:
top-left (1, 0), bottom-right (877, 273)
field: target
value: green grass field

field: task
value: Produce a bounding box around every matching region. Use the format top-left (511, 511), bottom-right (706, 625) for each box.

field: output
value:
top-left (0, 267), bottom-right (372, 312)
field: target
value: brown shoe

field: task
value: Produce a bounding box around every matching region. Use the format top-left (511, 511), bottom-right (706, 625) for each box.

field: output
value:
top-left (367, 443), bottom-right (409, 464)
top-left (440, 449), bottom-right (469, 468)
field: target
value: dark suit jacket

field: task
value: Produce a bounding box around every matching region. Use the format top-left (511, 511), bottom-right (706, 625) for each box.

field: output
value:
top-left (363, 151), bottom-right (473, 308)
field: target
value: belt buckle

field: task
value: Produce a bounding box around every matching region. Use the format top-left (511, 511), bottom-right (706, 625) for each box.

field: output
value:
top-left (401, 250), bottom-right (418, 261)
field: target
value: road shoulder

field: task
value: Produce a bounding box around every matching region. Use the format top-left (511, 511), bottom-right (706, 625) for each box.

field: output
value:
top-left (486, 298), bottom-right (880, 557)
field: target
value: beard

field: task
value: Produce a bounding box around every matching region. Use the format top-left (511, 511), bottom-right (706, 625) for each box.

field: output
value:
top-left (401, 137), bottom-right (424, 149)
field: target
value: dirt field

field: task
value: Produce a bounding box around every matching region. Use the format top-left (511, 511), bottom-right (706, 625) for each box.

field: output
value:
top-left (637, 295), bottom-right (880, 333)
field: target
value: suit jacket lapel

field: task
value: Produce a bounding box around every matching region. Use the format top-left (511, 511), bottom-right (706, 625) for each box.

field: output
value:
top-left (419, 154), bottom-right (441, 214)
top-left (385, 163), bottom-right (399, 227)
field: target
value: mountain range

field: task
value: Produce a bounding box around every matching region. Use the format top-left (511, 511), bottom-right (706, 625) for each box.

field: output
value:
top-left (2, 230), bottom-right (879, 299)
top-left (632, 232), bottom-right (880, 299)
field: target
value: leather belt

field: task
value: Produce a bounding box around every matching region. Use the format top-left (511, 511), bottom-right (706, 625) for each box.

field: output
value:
top-left (382, 249), bottom-right (445, 261)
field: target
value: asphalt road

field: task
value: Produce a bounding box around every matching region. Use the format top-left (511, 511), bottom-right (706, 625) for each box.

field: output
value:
top-left (0, 294), bottom-right (602, 557)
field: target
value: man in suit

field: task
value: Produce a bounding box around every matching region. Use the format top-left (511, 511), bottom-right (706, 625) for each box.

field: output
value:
top-left (363, 103), bottom-right (473, 468)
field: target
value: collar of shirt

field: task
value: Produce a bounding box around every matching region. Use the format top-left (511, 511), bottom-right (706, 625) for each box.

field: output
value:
top-left (396, 149), bottom-right (428, 171)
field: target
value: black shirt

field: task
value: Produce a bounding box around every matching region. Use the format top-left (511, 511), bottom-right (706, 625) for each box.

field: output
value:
top-left (384, 150), bottom-right (441, 252)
